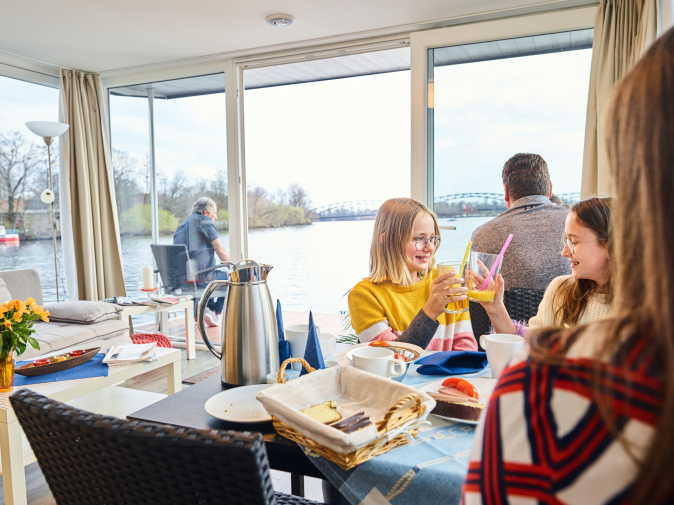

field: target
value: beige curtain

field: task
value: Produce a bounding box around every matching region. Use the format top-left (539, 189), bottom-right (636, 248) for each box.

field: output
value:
top-left (60, 69), bottom-right (126, 300)
top-left (581, 0), bottom-right (657, 197)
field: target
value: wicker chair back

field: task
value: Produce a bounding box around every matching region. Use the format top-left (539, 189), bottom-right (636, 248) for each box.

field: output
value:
top-left (470, 287), bottom-right (545, 341)
top-left (10, 389), bottom-right (321, 505)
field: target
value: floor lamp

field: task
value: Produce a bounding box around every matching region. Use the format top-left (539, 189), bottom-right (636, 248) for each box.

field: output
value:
top-left (25, 121), bottom-right (70, 302)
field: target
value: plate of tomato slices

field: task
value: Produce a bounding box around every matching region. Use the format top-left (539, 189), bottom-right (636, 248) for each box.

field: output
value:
top-left (15, 347), bottom-right (101, 376)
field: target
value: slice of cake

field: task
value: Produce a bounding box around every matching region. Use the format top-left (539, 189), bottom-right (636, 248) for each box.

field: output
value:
top-left (428, 378), bottom-right (484, 422)
top-left (300, 400), bottom-right (342, 424)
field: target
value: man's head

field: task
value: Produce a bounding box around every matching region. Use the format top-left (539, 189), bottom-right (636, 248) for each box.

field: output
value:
top-left (501, 153), bottom-right (552, 207)
top-left (192, 197), bottom-right (217, 219)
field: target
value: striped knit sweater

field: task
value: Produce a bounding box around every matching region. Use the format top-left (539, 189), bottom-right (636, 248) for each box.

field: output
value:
top-left (348, 270), bottom-right (477, 351)
top-left (464, 330), bottom-right (662, 504)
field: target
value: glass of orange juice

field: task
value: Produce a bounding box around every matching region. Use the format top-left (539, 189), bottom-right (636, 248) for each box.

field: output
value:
top-left (466, 251), bottom-right (501, 303)
top-left (436, 260), bottom-right (468, 314)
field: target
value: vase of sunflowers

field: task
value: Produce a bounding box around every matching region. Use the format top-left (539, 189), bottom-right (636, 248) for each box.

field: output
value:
top-left (0, 298), bottom-right (49, 391)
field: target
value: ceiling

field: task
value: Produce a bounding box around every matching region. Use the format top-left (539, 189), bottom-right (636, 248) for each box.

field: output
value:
top-left (0, 0), bottom-right (592, 74)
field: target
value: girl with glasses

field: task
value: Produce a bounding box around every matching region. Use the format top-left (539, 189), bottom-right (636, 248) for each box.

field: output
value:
top-left (348, 198), bottom-right (477, 351)
top-left (480, 197), bottom-right (612, 334)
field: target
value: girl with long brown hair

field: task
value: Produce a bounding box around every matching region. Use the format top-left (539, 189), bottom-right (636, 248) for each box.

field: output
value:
top-left (482, 197), bottom-right (612, 333)
top-left (464, 27), bottom-right (673, 505)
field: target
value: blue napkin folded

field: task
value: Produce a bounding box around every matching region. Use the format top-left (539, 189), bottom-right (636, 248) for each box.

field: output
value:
top-left (302, 311), bottom-right (325, 375)
top-left (415, 351), bottom-right (488, 375)
top-left (276, 299), bottom-right (291, 364)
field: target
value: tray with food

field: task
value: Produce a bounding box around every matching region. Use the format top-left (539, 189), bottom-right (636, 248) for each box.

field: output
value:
top-left (256, 358), bottom-right (435, 470)
top-left (15, 347), bottom-right (101, 377)
top-left (420, 377), bottom-right (496, 425)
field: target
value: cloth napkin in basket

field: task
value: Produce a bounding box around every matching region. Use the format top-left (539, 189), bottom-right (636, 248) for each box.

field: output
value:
top-left (415, 351), bottom-right (488, 375)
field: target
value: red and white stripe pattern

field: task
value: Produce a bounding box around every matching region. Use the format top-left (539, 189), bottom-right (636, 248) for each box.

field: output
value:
top-left (464, 335), bottom-right (662, 505)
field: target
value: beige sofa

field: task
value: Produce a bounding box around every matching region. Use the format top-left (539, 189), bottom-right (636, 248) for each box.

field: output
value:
top-left (0, 269), bottom-right (131, 360)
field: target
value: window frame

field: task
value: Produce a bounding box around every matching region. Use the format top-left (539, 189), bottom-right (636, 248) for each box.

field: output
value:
top-left (409, 6), bottom-right (596, 208)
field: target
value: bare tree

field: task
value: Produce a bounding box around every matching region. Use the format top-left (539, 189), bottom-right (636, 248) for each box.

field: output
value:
top-left (0, 131), bottom-right (46, 229)
top-left (111, 148), bottom-right (145, 218)
top-left (287, 183), bottom-right (311, 210)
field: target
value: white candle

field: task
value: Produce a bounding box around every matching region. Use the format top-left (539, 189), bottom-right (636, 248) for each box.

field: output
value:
top-left (142, 265), bottom-right (154, 290)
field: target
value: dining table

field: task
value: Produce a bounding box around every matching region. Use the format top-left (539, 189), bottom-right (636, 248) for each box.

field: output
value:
top-left (128, 360), bottom-right (490, 505)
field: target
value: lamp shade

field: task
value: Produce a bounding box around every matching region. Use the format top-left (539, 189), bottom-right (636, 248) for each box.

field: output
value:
top-left (25, 121), bottom-right (69, 138)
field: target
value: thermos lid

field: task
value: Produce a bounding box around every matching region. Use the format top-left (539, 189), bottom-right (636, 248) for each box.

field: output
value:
top-left (230, 259), bottom-right (273, 283)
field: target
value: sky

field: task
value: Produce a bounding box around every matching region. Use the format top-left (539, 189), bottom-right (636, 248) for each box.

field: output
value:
top-left (2, 45), bottom-right (592, 210)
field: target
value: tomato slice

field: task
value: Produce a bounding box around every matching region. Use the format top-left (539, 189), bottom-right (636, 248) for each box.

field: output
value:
top-left (68, 350), bottom-right (85, 357)
top-left (368, 340), bottom-right (390, 347)
top-left (441, 377), bottom-right (479, 398)
top-left (33, 359), bottom-right (51, 367)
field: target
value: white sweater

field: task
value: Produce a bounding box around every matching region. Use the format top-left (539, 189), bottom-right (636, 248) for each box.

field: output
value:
top-left (528, 274), bottom-right (611, 328)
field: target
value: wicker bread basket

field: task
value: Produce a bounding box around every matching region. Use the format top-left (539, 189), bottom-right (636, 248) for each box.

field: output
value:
top-left (261, 358), bottom-right (432, 470)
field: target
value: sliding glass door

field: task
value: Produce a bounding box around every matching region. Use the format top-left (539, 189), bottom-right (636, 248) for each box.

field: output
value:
top-left (411, 7), bottom-right (595, 260)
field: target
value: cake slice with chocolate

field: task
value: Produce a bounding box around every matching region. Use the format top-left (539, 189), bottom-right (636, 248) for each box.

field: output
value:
top-left (428, 378), bottom-right (484, 422)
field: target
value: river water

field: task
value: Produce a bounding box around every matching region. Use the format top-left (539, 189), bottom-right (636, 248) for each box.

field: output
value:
top-left (0, 217), bottom-right (489, 312)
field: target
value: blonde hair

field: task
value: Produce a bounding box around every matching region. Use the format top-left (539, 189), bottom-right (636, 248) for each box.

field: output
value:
top-left (369, 198), bottom-right (440, 286)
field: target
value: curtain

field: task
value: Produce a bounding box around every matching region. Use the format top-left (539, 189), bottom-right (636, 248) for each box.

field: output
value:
top-left (581, 0), bottom-right (657, 198)
top-left (60, 69), bottom-right (126, 300)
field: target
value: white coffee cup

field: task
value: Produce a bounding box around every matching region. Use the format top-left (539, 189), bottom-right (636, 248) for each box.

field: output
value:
top-left (285, 324), bottom-right (336, 360)
top-left (480, 333), bottom-right (525, 378)
top-left (285, 324), bottom-right (321, 359)
top-left (347, 347), bottom-right (406, 378)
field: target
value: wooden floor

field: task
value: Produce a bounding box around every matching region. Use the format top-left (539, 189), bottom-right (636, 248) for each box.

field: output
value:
top-left (1, 313), bottom-right (332, 504)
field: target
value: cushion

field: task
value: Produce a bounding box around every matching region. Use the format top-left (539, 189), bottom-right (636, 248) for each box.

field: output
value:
top-left (43, 301), bottom-right (122, 324)
top-left (0, 278), bottom-right (12, 303)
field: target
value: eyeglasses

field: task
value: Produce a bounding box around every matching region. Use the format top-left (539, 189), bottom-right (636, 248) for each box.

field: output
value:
top-left (412, 236), bottom-right (440, 250)
top-left (562, 236), bottom-right (578, 253)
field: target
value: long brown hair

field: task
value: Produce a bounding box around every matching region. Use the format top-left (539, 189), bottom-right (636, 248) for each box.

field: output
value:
top-left (552, 197), bottom-right (612, 326)
top-left (369, 198), bottom-right (440, 286)
top-left (531, 28), bottom-right (674, 503)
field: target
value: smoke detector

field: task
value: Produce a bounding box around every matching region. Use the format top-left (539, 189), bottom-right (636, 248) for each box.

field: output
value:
top-left (266, 13), bottom-right (294, 27)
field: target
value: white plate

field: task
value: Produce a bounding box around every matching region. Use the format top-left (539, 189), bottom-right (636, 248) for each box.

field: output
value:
top-left (204, 384), bottom-right (273, 423)
top-left (420, 377), bottom-right (497, 425)
top-left (432, 413), bottom-right (480, 426)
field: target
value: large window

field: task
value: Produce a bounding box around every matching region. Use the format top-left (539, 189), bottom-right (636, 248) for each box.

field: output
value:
top-left (427, 30), bottom-right (592, 260)
top-left (109, 74), bottom-right (227, 297)
top-left (0, 75), bottom-right (60, 301)
top-left (243, 48), bottom-right (410, 314)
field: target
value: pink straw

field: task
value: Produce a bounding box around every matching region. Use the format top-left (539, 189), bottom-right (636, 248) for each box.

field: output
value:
top-left (479, 233), bottom-right (513, 289)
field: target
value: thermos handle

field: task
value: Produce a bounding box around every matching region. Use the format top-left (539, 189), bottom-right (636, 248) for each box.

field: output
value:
top-left (197, 280), bottom-right (230, 360)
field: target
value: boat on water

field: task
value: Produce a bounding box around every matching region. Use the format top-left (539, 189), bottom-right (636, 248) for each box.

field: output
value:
top-left (0, 226), bottom-right (19, 245)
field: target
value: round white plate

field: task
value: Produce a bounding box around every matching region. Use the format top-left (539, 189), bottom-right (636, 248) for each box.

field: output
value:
top-left (204, 384), bottom-right (272, 423)
top-left (432, 413), bottom-right (480, 426)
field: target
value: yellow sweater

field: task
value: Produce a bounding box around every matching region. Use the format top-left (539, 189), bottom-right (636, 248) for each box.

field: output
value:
top-left (348, 272), bottom-right (477, 351)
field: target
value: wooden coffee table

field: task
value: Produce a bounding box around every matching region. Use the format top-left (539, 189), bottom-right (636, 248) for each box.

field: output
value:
top-left (0, 347), bottom-right (182, 505)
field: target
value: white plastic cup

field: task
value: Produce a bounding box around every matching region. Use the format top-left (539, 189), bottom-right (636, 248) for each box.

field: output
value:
top-left (480, 333), bottom-right (525, 378)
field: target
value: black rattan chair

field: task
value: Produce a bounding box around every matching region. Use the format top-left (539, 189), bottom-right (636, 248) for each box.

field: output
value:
top-left (10, 389), bottom-right (324, 505)
top-left (470, 287), bottom-right (545, 340)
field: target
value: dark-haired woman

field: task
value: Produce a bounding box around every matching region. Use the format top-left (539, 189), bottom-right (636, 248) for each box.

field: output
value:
top-left (481, 197), bottom-right (611, 333)
top-left (464, 27), bottom-right (673, 505)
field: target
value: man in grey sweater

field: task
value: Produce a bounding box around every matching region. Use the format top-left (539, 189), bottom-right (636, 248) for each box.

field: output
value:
top-left (471, 153), bottom-right (569, 291)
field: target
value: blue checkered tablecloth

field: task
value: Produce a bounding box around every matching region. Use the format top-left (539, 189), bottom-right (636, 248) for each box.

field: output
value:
top-left (307, 364), bottom-right (491, 505)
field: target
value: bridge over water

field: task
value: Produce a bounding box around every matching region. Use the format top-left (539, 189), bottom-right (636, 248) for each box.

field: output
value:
top-left (313, 192), bottom-right (581, 220)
